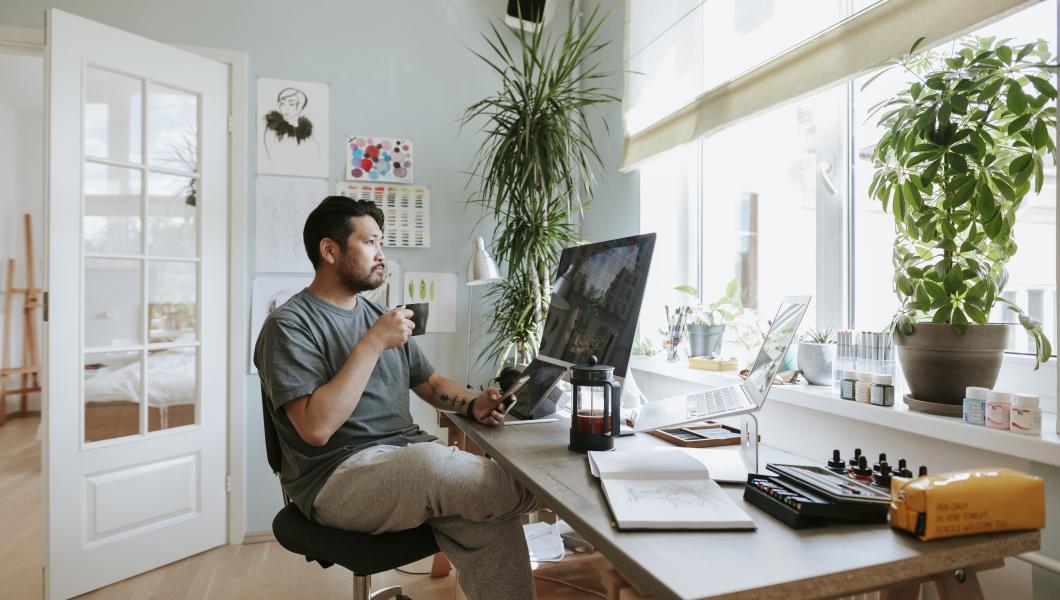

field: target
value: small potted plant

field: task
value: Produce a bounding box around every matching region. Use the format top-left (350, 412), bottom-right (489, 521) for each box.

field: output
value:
top-left (675, 279), bottom-right (741, 357)
top-left (868, 36), bottom-right (1054, 410)
top-left (797, 328), bottom-right (836, 386)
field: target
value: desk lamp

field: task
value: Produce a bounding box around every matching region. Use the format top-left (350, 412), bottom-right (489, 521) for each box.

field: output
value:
top-left (465, 236), bottom-right (502, 387)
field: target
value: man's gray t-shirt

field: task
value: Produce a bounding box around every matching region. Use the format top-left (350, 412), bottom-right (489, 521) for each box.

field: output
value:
top-left (254, 289), bottom-right (436, 518)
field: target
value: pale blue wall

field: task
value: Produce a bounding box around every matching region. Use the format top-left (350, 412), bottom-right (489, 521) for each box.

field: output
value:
top-left (578, 0), bottom-right (640, 242)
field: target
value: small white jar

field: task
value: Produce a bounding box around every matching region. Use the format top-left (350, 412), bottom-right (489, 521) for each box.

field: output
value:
top-left (985, 391), bottom-right (1012, 430)
top-left (869, 374), bottom-right (894, 406)
top-left (1010, 393), bottom-right (1041, 435)
top-left (963, 386), bottom-right (990, 426)
top-left (855, 372), bottom-right (874, 404)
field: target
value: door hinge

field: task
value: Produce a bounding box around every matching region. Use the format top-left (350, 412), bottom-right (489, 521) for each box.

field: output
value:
top-left (42, 291), bottom-right (48, 322)
top-left (227, 115), bottom-right (233, 134)
top-left (226, 475), bottom-right (231, 493)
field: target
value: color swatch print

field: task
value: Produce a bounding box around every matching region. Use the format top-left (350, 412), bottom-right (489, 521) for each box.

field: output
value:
top-left (346, 135), bottom-right (414, 182)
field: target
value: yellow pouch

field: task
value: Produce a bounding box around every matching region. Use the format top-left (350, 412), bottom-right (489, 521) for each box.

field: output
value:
top-left (889, 467), bottom-right (1045, 541)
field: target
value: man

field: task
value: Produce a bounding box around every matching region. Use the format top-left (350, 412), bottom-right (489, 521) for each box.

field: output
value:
top-left (254, 196), bottom-right (538, 600)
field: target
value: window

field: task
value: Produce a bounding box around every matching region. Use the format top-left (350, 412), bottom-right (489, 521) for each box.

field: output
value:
top-left (698, 85), bottom-right (846, 330)
top-left (632, 0), bottom-right (1058, 381)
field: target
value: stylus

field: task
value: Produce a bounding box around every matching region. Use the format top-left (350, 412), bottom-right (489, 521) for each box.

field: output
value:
top-left (503, 418), bottom-right (559, 426)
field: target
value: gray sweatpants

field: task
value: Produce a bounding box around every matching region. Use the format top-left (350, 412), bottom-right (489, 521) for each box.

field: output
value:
top-left (312, 441), bottom-right (540, 600)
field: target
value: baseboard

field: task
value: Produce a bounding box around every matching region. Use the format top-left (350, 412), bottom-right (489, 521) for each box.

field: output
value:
top-left (243, 530), bottom-right (276, 545)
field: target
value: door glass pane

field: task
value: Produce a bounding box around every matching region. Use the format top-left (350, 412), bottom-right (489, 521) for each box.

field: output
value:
top-left (84, 350), bottom-right (142, 442)
top-left (83, 162), bottom-right (142, 254)
top-left (84, 67), bottom-right (142, 163)
top-left (147, 173), bottom-right (197, 258)
top-left (148, 261), bottom-right (197, 343)
top-left (147, 346), bottom-right (197, 432)
top-left (147, 83), bottom-right (198, 172)
top-left (85, 258), bottom-right (143, 348)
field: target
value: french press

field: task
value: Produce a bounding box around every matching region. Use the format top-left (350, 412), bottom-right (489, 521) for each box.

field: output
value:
top-left (568, 356), bottom-right (622, 453)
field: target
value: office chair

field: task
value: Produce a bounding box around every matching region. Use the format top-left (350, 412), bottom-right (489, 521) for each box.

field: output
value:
top-left (262, 396), bottom-right (440, 600)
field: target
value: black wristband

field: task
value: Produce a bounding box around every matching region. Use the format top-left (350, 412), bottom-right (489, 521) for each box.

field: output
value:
top-left (464, 397), bottom-right (477, 420)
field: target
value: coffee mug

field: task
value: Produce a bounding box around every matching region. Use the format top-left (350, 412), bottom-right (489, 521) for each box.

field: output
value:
top-left (403, 302), bottom-right (429, 336)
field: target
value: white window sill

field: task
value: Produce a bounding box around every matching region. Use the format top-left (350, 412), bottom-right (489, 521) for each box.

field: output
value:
top-left (629, 355), bottom-right (1060, 469)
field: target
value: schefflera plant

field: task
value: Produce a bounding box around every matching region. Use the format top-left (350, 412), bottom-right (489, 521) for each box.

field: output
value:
top-left (867, 36), bottom-right (1056, 367)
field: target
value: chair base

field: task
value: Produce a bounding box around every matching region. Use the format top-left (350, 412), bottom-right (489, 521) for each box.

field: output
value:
top-left (355, 574), bottom-right (411, 600)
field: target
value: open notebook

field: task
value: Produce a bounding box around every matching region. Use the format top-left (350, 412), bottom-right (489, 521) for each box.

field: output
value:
top-left (588, 450), bottom-right (756, 530)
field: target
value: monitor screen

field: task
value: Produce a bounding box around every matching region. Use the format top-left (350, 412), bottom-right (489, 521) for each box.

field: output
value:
top-left (537, 233), bottom-right (656, 376)
top-left (745, 296), bottom-right (810, 404)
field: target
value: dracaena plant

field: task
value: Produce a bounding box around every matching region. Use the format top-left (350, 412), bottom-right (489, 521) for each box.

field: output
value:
top-left (463, 6), bottom-right (617, 367)
top-left (867, 36), bottom-right (1056, 367)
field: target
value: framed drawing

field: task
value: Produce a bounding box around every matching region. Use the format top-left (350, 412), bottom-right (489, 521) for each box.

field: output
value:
top-left (257, 78), bottom-right (329, 177)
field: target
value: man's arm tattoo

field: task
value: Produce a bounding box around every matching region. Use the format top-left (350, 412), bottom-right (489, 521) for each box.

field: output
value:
top-left (428, 378), bottom-right (472, 413)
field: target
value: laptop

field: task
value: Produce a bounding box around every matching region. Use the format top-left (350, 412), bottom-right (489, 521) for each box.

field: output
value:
top-left (631, 295), bottom-right (811, 432)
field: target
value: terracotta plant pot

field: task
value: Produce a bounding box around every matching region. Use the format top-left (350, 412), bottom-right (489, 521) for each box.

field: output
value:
top-left (894, 323), bottom-right (1007, 408)
top-left (797, 342), bottom-right (836, 386)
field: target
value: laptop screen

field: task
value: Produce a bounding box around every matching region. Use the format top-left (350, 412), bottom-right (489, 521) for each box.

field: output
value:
top-left (744, 296), bottom-right (811, 405)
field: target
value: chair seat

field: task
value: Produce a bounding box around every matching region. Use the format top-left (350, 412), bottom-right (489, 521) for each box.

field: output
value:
top-left (272, 503), bottom-right (439, 576)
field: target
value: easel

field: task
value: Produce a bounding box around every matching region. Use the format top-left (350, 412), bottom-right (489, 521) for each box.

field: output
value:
top-left (1, 213), bottom-right (42, 426)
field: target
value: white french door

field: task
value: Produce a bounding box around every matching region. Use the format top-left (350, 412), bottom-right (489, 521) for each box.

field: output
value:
top-left (45, 9), bottom-right (228, 598)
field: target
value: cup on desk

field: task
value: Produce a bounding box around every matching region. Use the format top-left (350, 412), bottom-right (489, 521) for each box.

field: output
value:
top-left (402, 302), bottom-right (429, 336)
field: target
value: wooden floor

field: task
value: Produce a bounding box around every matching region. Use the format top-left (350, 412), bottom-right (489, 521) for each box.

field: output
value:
top-left (0, 414), bottom-right (44, 599)
top-left (0, 416), bottom-right (608, 599)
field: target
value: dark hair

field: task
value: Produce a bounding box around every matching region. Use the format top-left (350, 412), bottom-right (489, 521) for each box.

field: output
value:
top-left (302, 196), bottom-right (385, 269)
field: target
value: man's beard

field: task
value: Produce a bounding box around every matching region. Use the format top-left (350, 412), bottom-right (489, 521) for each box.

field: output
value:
top-left (336, 258), bottom-right (385, 295)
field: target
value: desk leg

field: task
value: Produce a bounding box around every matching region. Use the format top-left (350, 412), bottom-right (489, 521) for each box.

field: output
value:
top-left (929, 560), bottom-right (1000, 600)
top-left (879, 581), bottom-right (920, 600)
top-left (601, 569), bottom-right (652, 600)
top-left (878, 559), bottom-right (1001, 600)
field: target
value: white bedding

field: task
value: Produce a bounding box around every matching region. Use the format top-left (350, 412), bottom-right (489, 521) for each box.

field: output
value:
top-left (84, 348), bottom-right (196, 408)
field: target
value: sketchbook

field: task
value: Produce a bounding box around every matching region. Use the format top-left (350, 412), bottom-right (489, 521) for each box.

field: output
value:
top-left (587, 450), bottom-right (756, 530)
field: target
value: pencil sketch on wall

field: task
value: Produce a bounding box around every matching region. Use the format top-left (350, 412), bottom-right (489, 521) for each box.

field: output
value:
top-left (257, 78), bottom-right (329, 178)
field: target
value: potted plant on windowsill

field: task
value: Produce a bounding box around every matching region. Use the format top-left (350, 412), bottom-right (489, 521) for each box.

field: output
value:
top-left (868, 36), bottom-right (1055, 411)
top-left (675, 279), bottom-right (741, 358)
top-left (797, 328), bottom-right (836, 386)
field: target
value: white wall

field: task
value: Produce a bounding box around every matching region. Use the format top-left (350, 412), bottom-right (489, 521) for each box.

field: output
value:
top-left (0, 73), bottom-right (44, 415)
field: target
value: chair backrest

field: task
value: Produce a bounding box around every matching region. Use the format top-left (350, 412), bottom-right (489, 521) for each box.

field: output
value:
top-left (261, 392), bottom-right (282, 475)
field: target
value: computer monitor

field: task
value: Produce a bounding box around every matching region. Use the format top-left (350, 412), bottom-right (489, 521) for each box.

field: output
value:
top-left (509, 233), bottom-right (656, 419)
top-left (537, 233), bottom-right (656, 375)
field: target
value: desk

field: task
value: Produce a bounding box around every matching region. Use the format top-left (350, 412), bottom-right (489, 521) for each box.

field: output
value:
top-left (440, 414), bottom-right (1040, 600)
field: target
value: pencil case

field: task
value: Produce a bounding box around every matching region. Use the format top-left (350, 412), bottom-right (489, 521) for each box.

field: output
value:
top-left (889, 467), bottom-right (1044, 541)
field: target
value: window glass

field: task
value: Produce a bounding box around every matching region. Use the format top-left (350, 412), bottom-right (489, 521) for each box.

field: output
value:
top-left (696, 86), bottom-right (844, 358)
top-left (852, 1), bottom-right (1057, 354)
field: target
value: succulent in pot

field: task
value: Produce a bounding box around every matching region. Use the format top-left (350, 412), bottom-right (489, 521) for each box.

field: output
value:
top-left (797, 328), bottom-right (836, 386)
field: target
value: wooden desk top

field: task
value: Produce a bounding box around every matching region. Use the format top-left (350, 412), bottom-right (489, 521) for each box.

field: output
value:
top-left (449, 415), bottom-right (1040, 600)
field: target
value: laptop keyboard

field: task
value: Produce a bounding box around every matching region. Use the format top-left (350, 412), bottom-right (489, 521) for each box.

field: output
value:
top-left (685, 386), bottom-right (745, 418)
